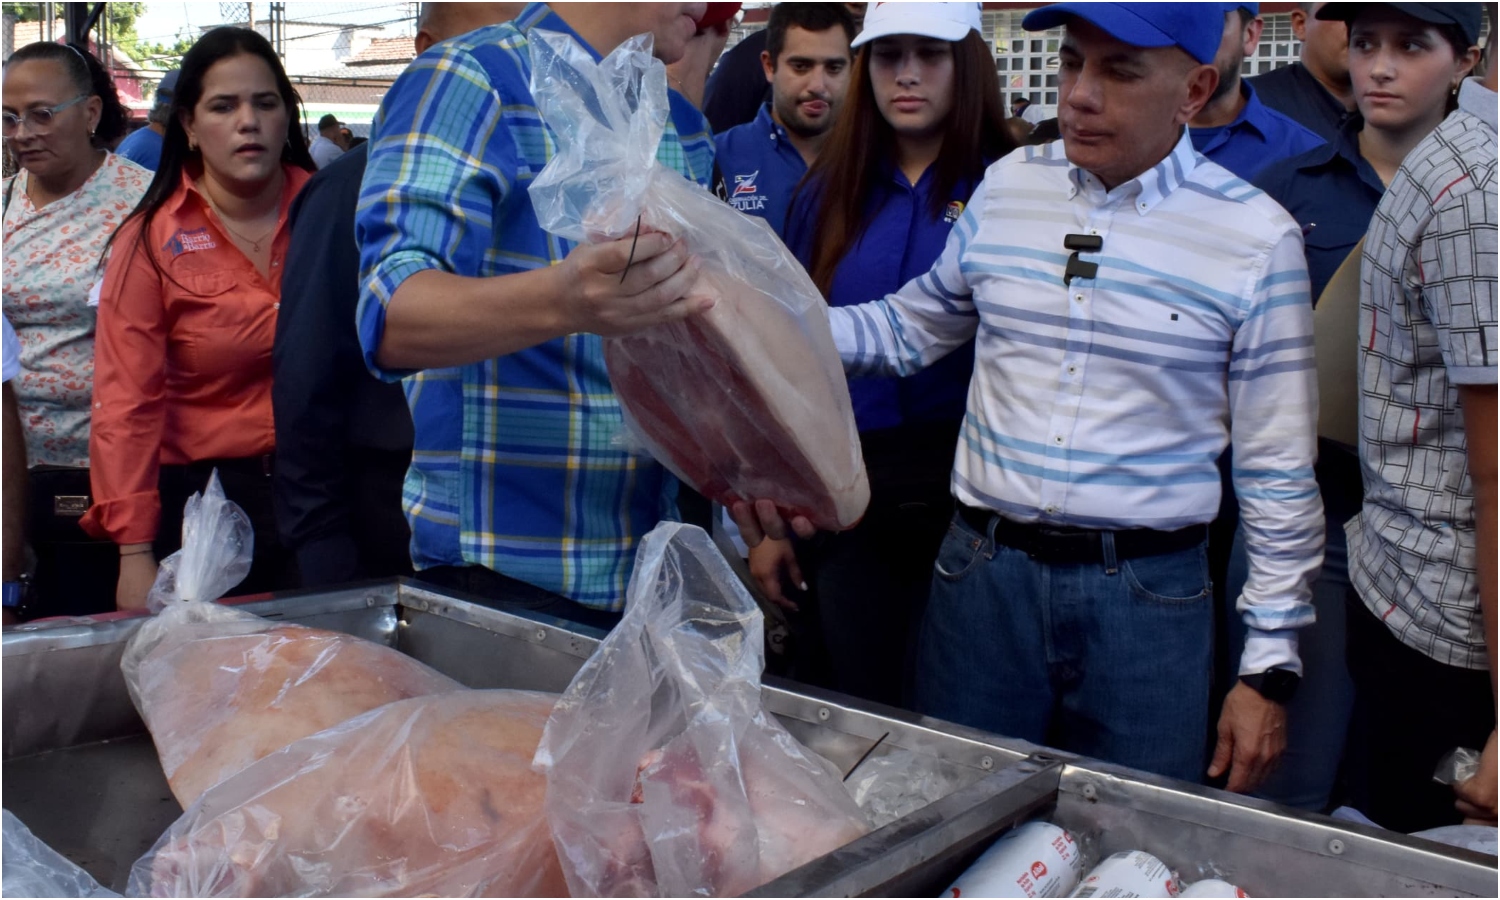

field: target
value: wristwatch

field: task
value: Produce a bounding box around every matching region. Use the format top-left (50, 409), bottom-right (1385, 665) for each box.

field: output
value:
top-left (1239, 668), bottom-right (1300, 704)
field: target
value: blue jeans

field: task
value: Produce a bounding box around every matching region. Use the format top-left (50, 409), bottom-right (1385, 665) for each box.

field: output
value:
top-left (914, 513), bottom-right (1213, 783)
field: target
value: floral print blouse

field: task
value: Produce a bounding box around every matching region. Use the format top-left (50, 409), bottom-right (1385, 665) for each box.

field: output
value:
top-left (2, 153), bottom-right (151, 467)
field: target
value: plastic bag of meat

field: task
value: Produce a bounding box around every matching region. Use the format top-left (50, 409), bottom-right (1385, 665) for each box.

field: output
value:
top-left (534, 522), bottom-right (872, 897)
top-left (120, 472), bottom-right (461, 807)
top-left (527, 29), bottom-right (869, 532)
top-left (3, 809), bottom-right (121, 898)
top-left (128, 690), bottom-right (568, 898)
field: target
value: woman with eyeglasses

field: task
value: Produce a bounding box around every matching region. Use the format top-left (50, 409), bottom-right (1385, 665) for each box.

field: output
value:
top-left (81, 28), bottom-right (314, 610)
top-left (2, 42), bottom-right (150, 618)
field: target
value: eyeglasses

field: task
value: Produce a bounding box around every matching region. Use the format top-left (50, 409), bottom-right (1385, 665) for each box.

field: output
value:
top-left (1, 94), bottom-right (89, 137)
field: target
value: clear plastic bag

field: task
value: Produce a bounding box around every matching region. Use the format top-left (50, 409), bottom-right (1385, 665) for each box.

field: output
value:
top-left (121, 472), bottom-right (460, 807)
top-left (3, 809), bottom-right (121, 898)
top-left (844, 748), bottom-right (980, 829)
top-left (533, 522), bottom-right (872, 897)
top-left (528, 30), bottom-right (869, 532)
top-left (1432, 746), bottom-right (1482, 785)
top-left (128, 690), bottom-right (567, 898)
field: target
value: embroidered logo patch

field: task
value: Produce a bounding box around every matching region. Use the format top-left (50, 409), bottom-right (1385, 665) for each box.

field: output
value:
top-left (164, 227), bottom-right (217, 257)
top-left (944, 200), bottom-right (965, 224)
top-left (729, 170), bottom-right (766, 212)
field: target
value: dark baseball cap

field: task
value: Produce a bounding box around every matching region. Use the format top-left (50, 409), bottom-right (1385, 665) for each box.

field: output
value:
top-left (1316, 3), bottom-right (1482, 46)
top-left (1022, 2), bottom-right (1224, 64)
top-left (317, 113), bottom-right (341, 130)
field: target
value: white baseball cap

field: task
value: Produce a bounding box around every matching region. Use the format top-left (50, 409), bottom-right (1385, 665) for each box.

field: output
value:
top-left (850, 2), bottom-right (983, 48)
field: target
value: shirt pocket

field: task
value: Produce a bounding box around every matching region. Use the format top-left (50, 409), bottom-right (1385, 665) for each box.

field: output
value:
top-left (170, 271), bottom-right (272, 380)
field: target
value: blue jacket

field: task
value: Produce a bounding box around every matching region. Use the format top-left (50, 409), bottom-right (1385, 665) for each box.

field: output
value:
top-left (714, 103), bottom-right (809, 239)
top-left (1191, 82), bottom-right (1326, 180)
top-left (786, 163), bottom-right (981, 435)
top-left (1252, 114), bottom-right (1383, 303)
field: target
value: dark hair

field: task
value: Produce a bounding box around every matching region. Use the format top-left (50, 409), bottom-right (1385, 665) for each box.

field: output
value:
top-left (102, 27), bottom-right (313, 275)
top-left (765, 2), bottom-right (856, 66)
top-left (1348, 10), bottom-right (1478, 112)
top-left (2, 41), bottom-right (129, 146)
top-left (799, 31), bottom-right (1015, 296)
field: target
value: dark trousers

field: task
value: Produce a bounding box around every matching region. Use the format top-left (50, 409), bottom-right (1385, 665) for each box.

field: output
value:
top-left (1342, 589), bottom-right (1495, 833)
top-left (156, 457), bottom-right (298, 598)
top-left (417, 564), bottom-right (623, 633)
top-left (789, 423), bottom-right (958, 709)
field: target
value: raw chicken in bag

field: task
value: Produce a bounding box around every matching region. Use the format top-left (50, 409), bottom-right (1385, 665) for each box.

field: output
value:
top-left (129, 690), bottom-right (568, 897)
top-left (528, 30), bottom-right (869, 531)
top-left (121, 472), bottom-right (459, 807)
top-left (534, 522), bottom-right (871, 897)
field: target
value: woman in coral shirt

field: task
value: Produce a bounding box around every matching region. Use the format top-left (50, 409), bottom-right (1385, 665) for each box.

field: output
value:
top-left (83, 27), bottom-right (314, 610)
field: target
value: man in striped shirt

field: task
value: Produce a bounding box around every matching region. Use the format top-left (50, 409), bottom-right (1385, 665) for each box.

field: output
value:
top-left (356, 4), bottom-right (732, 627)
top-left (828, 2), bottom-right (1323, 789)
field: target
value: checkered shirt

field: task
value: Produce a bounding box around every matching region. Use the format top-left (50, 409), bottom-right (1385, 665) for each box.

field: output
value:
top-left (1347, 82), bottom-right (1498, 669)
top-left (356, 3), bottom-right (716, 610)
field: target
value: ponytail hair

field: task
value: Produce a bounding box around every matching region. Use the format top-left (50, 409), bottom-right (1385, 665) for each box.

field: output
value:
top-left (2, 41), bottom-right (129, 146)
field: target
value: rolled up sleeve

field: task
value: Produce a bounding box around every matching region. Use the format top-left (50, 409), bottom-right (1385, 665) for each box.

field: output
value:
top-left (82, 222), bottom-right (168, 545)
top-left (355, 43), bottom-right (517, 381)
top-left (1229, 229), bottom-right (1325, 675)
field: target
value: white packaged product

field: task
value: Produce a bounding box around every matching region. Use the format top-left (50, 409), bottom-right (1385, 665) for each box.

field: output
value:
top-left (945, 821), bottom-right (1085, 898)
top-left (1179, 879), bottom-right (1248, 898)
top-left (1070, 850), bottom-right (1179, 898)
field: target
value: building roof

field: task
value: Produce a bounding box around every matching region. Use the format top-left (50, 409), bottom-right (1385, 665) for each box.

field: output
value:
top-left (347, 36), bottom-right (413, 66)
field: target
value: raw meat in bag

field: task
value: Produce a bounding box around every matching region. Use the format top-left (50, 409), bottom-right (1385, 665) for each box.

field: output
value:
top-left (120, 472), bottom-right (460, 807)
top-left (534, 522), bottom-right (871, 897)
top-left (129, 690), bottom-right (567, 898)
top-left (528, 30), bottom-right (869, 531)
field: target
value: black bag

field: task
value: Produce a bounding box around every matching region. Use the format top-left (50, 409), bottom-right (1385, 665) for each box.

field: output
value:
top-left (24, 465), bottom-right (118, 618)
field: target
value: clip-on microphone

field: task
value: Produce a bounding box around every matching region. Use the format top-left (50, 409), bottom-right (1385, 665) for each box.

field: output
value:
top-left (1063, 233), bottom-right (1102, 286)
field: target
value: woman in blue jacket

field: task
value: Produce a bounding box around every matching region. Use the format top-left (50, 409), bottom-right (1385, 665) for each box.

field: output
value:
top-left (751, 2), bottom-right (1016, 707)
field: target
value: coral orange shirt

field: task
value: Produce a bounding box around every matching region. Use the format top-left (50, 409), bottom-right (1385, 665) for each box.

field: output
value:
top-left (82, 164), bottom-right (311, 545)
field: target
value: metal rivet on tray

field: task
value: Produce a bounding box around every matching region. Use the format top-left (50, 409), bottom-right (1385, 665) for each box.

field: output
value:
top-left (534, 629), bottom-right (547, 642)
top-left (817, 707), bottom-right (831, 721)
top-left (1081, 783), bottom-right (1098, 801)
top-left (980, 756), bottom-right (994, 770)
top-left (1328, 839), bottom-right (1345, 855)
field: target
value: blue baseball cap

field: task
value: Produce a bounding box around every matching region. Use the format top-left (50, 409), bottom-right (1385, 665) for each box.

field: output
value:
top-left (153, 69), bottom-right (179, 108)
top-left (1221, 3), bottom-right (1259, 14)
top-left (1022, 2), bottom-right (1224, 64)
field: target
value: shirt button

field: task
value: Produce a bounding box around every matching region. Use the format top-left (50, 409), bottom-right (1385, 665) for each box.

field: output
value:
top-left (1045, 504), bottom-right (1058, 514)
top-left (1074, 293), bottom-right (1085, 303)
top-left (1067, 365), bottom-right (1077, 375)
top-left (1138, 202), bottom-right (1148, 211)
top-left (1054, 435), bottom-right (1065, 445)
top-left (95, 401), bottom-right (102, 409)
top-left (273, 302), bottom-right (280, 310)
top-left (1090, 229), bottom-right (1099, 235)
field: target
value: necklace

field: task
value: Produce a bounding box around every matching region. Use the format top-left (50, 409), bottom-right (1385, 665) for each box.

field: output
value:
top-left (203, 192), bottom-right (278, 254)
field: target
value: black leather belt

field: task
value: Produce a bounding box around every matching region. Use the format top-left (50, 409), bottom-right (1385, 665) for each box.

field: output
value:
top-left (958, 504), bottom-right (1206, 564)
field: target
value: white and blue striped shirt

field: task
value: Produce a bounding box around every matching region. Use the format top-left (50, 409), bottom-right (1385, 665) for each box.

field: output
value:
top-left (831, 134), bottom-right (1323, 675)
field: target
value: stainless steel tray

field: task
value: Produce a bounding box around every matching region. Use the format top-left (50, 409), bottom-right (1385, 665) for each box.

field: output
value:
top-left (4, 580), bottom-right (1494, 897)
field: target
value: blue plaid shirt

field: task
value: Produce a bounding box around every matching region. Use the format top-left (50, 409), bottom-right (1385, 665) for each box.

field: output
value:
top-left (356, 4), bottom-right (716, 610)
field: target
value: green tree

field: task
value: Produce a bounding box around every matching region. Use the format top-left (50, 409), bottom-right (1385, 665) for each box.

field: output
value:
top-left (3, 2), bottom-right (191, 70)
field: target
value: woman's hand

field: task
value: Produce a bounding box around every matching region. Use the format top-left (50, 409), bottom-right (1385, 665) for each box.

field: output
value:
top-left (748, 537), bottom-right (807, 611)
top-left (116, 546), bottom-right (158, 611)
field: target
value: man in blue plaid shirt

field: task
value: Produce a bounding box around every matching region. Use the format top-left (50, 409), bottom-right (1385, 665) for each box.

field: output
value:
top-left (355, 3), bottom-right (796, 626)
